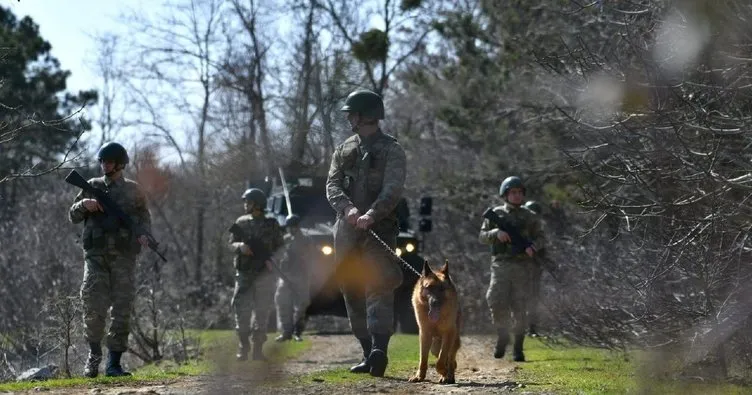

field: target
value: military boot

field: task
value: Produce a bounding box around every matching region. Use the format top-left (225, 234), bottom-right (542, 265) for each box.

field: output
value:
top-left (251, 341), bottom-right (266, 361)
top-left (83, 342), bottom-right (102, 378)
top-left (512, 334), bottom-right (526, 362)
top-left (349, 337), bottom-right (372, 373)
top-left (275, 332), bottom-right (292, 342)
top-left (105, 351), bottom-right (132, 377)
top-left (293, 320), bottom-right (305, 342)
top-left (528, 324), bottom-right (539, 337)
top-left (494, 328), bottom-right (510, 359)
top-left (368, 333), bottom-right (390, 378)
top-left (236, 333), bottom-right (250, 361)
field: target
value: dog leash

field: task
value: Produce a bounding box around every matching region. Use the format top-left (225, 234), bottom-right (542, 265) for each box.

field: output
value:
top-left (368, 229), bottom-right (422, 278)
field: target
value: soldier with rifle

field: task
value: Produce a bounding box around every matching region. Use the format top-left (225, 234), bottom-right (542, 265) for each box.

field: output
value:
top-left (228, 188), bottom-right (284, 361)
top-left (67, 142), bottom-right (160, 378)
top-left (479, 176), bottom-right (545, 362)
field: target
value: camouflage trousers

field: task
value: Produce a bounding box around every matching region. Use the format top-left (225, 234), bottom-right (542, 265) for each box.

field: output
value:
top-left (80, 253), bottom-right (136, 352)
top-left (486, 257), bottom-right (532, 336)
top-left (232, 269), bottom-right (276, 344)
top-left (334, 218), bottom-right (403, 339)
top-left (274, 276), bottom-right (310, 334)
top-left (527, 262), bottom-right (544, 326)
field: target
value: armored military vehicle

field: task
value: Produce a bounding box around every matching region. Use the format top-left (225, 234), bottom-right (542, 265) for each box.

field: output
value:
top-left (259, 172), bottom-right (432, 333)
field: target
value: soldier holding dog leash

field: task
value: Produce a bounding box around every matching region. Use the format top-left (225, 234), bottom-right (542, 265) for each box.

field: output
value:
top-left (326, 88), bottom-right (407, 378)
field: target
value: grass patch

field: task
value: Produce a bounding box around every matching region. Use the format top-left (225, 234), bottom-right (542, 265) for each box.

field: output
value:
top-left (292, 334), bottom-right (752, 394)
top-left (0, 330), bottom-right (310, 392)
top-left (517, 337), bottom-right (634, 394)
top-left (517, 337), bottom-right (750, 394)
top-left (0, 345), bottom-right (213, 392)
top-left (295, 334), bottom-right (417, 386)
top-left (0, 367), bottom-right (193, 392)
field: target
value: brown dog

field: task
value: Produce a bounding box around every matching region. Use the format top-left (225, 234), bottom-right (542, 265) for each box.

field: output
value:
top-left (408, 259), bottom-right (461, 384)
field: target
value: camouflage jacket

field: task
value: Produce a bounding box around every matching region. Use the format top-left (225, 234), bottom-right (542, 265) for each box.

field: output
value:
top-left (479, 202), bottom-right (545, 260)
top-left (279, 232), bottom-right (314, 276)
top-left (229, 214), bottom-right (284, 273)
top-left (326, 130), bottom-right (407, 223)
top-left (68, 175), bottom-right (151, 257)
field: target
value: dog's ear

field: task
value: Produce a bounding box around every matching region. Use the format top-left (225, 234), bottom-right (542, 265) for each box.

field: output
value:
top-left (422, 260), bottom-right (433, 277)
top-left (439, 259), bottom-right (450, 277)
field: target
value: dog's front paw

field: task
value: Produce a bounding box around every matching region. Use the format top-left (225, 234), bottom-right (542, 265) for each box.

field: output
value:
top-left (439, 375), bottom-right (455, 385)
top-left (408, 374), bottom-right (425, 383)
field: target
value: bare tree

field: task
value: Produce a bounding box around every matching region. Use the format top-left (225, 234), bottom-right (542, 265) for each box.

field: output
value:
top-left (89, 33), bottom-right (129, 148)
top-left (309, 49), bottom-right (356, 166)
top-left (120, 0), bottom-right (226, 283)
top-left (41, 295), bottom-right (81, 378)
top-left (518, 0), bottom-right (752, 376)
top-left (287, 0), bottom-right (317, 173)
top-left (219, 0), bottom-right (276, 175)
top-left (315, 0), bottom-right (440, 96)
top-left (277, 0), bottom-right (353, 174)
top-left (0, 107), bottom-right (89, 186)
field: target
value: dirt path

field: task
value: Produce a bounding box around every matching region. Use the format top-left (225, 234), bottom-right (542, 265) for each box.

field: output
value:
top-left (19, 335), bottom-right (525, 395)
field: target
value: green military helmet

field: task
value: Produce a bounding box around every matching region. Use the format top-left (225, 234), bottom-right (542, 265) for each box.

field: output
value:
top-left (286, 214), bottom-right (301, 227)
top-left (499, 176), bottom-right (525, 197)
top-left (524, 200), bottom-right (542, 214)
top-left (97, 142), bottom-right (129, 165)
top-left (340, 89), bottom-right (385, 120)
top-left (241, 188), bottom-right (267, 209)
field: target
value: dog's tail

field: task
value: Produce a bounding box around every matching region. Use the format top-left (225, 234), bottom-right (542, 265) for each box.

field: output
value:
top-left (430, 336), bottom-right (441, 357)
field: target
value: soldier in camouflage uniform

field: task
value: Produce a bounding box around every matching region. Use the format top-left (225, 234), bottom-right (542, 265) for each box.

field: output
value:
top-left (326, 89), bottom-right (406, 377)
top-left (479, 176), bottom-right (545, 362)
top-left (523, 200), bottom-right (545, 337)
top-left (274, 214), bottom-right (313, 342)
top-left (229, 188), bottom-right (284, 361)
top-left (68, 142), bottom-right (152, 378)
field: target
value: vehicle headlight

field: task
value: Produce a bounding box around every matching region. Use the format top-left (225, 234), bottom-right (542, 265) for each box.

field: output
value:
top-left (321, 245), bottom-right (333, 255)
top-left (405, 243), bottom-right (415, 253)
top-left (395, 248), bottom-right (402, 256)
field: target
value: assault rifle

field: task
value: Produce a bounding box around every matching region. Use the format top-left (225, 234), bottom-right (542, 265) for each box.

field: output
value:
top-left (482, 207), bottom-right (560, 282)
top-left (228, 223), bottom-right (299, 294)
top-left (482, 208), bottom-right (535, 255)
top-left (65, 169), bottom-right (167, 262)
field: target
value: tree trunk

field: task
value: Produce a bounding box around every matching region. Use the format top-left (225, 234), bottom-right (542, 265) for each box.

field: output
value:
top-left (289, 1), bottom-right (316, 173)
top-left (313, 56), bottom-right (335, 165)
top-left (195, 75), bottom-right (211, 284)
